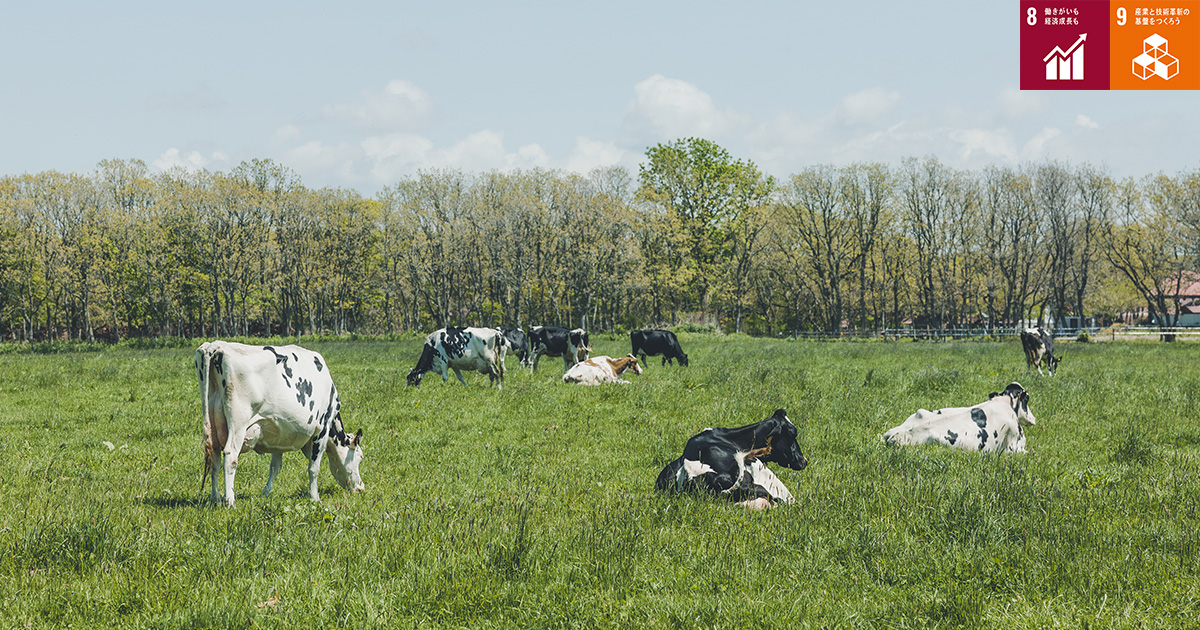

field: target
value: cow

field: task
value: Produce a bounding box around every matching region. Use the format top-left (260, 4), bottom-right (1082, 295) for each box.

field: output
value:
top-left (630, 329), bottom-right (689, 367)
top-left (1021, 327), bottom-right (1061, 376)
top-left (406, 327), bottom-right (507, 390)
top-left (195, 341), bottom-right (365, 508)
top-left (499, 326), bottom-right (530, 366)
top-left (655, 409), bottom-right (809, 511)
top-left (526, 326), bottom-right (591, 372)
top-left (882, 382), bottom-right (1036, 453)
top-left (562, 354), bottom-right (644, 385)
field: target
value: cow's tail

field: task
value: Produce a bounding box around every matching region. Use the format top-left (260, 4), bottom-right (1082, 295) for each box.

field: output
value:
top-left (198, 345), bottom-right (219, 497)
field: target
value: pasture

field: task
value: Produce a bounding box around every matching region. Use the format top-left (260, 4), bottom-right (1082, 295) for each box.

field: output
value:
top-left (1, 335), bottom-right (1198, 628)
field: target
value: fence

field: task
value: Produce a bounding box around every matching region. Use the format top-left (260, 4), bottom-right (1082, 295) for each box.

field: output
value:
top-left (785, 326), bottom-right (1200, 342)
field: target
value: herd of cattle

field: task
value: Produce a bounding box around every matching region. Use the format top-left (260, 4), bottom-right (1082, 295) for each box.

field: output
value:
top-left (193, 325), bottom-right (1061, 510)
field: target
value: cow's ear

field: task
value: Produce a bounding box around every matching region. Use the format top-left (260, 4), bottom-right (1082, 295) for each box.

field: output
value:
top-left (352, 428), bottom-right (363, 447)
top-left (988, 392), bottom-right (999, 399)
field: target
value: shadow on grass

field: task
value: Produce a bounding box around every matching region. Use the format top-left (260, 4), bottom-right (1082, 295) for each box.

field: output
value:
top-left (140, 496), bottom-right (206, 509)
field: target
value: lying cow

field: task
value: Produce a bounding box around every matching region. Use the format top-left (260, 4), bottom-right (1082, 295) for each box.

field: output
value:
top-left (655, 409), bottom-right (809, 510)
top-left (499, 326), bottom-right (530, 366)
top-left (883, 382), bottom-right (1036, 453)
top-left (1021, 327), bottom-right (1061, 376)
top-left (562, 354), bottom-right (643, 385)
top-left (527, 326), bottom-right (591, 372)
top-left (631, 329), bottom-right (689, 367)
top-left (407, 327), bottom-right (506, 389)
top-left (195, 341), bottom-right (365, 507)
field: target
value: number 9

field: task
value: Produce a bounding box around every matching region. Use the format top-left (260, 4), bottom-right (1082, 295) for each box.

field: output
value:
top-left (1117, 6), bottom-right (1127, 25)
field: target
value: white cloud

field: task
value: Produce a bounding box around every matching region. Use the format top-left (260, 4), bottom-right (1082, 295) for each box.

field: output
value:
top-left (1075, 114), bottom-right (1099, 129)
top-left (564, 136), bottom-right (626, 174)
top-left (837, 87), bottom-right (901, 126)
top-left (152, 148), bottom-right (229, 173)
top-left (622, 74), bottom-right (749, 142)
top-left (948, 127), bottom-right (1018, 162)
top-left (998, 86), bottom-right (1048, 118)
top-left (1021, 127), bottom-right (1063, 157)
top-left (324, 79), bottom-right (433, 131)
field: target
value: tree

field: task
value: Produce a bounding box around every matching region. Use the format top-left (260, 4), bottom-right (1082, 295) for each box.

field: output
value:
top-left (638, 138), bottom-right (774, 322)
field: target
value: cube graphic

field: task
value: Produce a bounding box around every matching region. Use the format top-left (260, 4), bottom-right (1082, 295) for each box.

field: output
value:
top-left (1143, 33), bottom-right (1168, 56)
top-left (1133, 33), bottom-right (1179, 80)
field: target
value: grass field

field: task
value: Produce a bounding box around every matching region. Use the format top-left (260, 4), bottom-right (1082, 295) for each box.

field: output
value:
top-left (1, 335), bottom-right (1198, 629)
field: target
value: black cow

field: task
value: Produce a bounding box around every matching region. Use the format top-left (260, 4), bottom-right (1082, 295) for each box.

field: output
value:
top-left (499, 326), bottom-right (530, 366)
top-left (1020, 327), bottom-right (1061, 376)
top-left (630, 329), bottom-right (689, 367)
top-left (655, 409), bottom-right (808, 510)
top-left (526, 326), bottom-right (591, 372)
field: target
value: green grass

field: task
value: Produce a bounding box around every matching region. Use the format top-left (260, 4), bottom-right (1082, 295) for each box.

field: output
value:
top-left (1, 336), bottom-right (1198, 628)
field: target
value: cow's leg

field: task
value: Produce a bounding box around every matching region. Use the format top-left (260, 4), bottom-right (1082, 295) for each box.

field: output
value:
top-left (563, 354), bottom-right (573, 372)
top-left (262, 452), bottom-right (283, 496)
top-left (736, 497), bottom-right (773, 511)
top-left (208, 450), bottom-right (223, 504)
top-left (452, 368), bottom-right (468, 386)
top-left (302, 442), bottom-right (325, 502)
top-left (221, 430), bottom-right (247, 508)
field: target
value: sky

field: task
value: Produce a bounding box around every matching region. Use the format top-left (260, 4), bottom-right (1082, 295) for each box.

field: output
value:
top-left (3, 1), bottom-right (1199, 195)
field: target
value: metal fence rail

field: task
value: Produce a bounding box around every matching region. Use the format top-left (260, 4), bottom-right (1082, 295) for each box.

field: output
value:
top-left (785, 326), bottom-right (1200, 341)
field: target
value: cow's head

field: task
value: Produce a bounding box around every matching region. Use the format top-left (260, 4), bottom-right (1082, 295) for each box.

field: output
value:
top-left (760, 409), bottom-right (809, 471)
top-left (1048, 354), bottom-right (1061, 376)
top-left (405, 368), bottom-right (424, 387)
top-left (679, 353), bottom-right (690, 367)
top-left (991, 382), bottom-right (1036, 426)
top-left (621, 354), bottom-right (643, 376)
top-left (328, 426), bottom-right (366, 493)
top-left (570, 329), bottom-right (592, 362)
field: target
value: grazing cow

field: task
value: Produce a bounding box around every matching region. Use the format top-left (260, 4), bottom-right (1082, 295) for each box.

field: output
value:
top-left (195, 341), bottom-right (365, 507)
top-left (527, 326), bottom-right (591, 372)
top-left (655, 409), bottom-right (809, 511)
top-left (499, 326), bottom-right (530, 366)
top-left (1021, 327), bottom-right (1061, 376)
top-left (406, 327), bottom-right (507, 390)
top-left (883, 382), bottom-right (1036, 453)
top-left (562, 354), bottom-right (644, 385)
top-left (630, 329), bottom-right (689, 367)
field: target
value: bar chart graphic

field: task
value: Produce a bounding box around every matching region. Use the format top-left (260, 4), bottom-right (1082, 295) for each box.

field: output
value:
top-left (1044, 33), bottom-right (1087, 80)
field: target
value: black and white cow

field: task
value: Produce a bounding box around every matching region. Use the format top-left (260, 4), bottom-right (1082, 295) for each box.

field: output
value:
top-left (1021, 327), bottom-right (1061, 376)
top-left (406, 327), bottom-right (507, 389)
top-left (195, 341), bottom-right (365, 507)
top-left (883, 382), bottom-right (1036, 453)
top-left (630, 329), bottom-right (689, 367)
top-left (526, 326), bottom-right (591, 372)
top-left (655, 409), bottom-right (809, 510)
top-left (499, 326), bottom-right (530, 366)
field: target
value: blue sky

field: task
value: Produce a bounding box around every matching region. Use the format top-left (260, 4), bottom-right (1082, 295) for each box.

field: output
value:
top-left (3, 1), bottom-right (1198, 193)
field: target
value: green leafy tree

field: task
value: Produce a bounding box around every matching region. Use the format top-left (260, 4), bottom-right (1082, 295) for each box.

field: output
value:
top-left (637, 138), bottom-right (774, 321)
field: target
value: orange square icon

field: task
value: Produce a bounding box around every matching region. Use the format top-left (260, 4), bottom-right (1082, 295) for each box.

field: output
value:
top-left (1110, 1), bottom-right (1200, 89)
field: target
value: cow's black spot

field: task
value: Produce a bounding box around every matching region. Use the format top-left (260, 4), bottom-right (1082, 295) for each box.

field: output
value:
top-left (945, 430), bottom-right (958, 445)
top-left (971, 408), bottom-right (987, 428)
top-left (309, 400), bottom-right (314, 411)
top-left (295, 378), bottom-right (313, 407)
top-left (993, 430), bottom-right (998, 438)
top-left (213, 353), bottom-right (223, 374)
top-left (221, 379), bottom-right (226, 389)
top-left (314, 356), bottom-right (324, 372)
top-left (978, 428), bottom-right (989, 450)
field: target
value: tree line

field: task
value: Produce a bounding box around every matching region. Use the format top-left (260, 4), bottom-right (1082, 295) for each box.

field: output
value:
top-left (1, 140), bottom-right (1197, 343)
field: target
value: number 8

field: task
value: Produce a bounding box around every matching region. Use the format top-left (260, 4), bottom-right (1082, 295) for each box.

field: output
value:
top-left (1027, 6), bottom-right (1037, 25)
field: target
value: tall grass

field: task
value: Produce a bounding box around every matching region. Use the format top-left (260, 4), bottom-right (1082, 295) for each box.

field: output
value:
top-left (0, 338), bottom-right (1197, 628)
